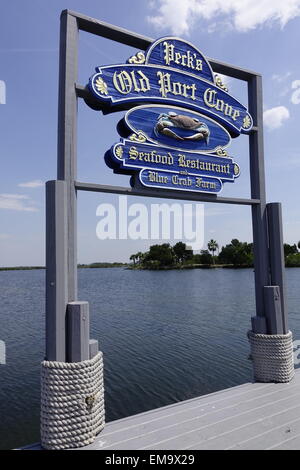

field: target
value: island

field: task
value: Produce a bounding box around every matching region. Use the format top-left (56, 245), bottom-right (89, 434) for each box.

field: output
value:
top-left (128, 240), bottom-right (300, 270)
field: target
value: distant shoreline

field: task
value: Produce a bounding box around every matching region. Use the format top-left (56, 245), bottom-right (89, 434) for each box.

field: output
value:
top-left (0, 266), bottom-right (45, 271)
top-left (0, 263), bottom-right (247, 271)
top-left (127, 263), bottom-right (252, 270)
top-left (1, 263), bottom-right (299, 272)
top-left (0, 262), bottom-right (128, 271)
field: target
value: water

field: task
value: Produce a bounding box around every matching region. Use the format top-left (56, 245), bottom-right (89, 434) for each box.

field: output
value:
top-left (0, 267), bottom-right (299, 449)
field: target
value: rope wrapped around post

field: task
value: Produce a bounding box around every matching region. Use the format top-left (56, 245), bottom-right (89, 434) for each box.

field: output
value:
top-left (248, 330), bottom-right (294, 383)
top-left (40, 351), bottom-right (105, 449)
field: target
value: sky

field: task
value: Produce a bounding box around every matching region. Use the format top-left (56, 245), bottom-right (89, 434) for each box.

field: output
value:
top-left (0, 0), bottom-right (300, 266)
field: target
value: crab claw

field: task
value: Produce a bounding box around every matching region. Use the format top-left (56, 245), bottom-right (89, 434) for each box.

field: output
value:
top-left (161, 128), bottom-right (184, 140)
top-left (184, 132), bottom-right (206, 141)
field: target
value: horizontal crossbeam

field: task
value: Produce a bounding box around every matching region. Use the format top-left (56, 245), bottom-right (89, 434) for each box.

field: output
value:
top-left (65, 9), bottom-right (260, 81)
top-left (75, 181), bottom-right (260, 205)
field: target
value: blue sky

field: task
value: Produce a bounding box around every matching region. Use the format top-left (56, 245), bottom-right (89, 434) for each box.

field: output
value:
top-left (0, 0), bottom-right (300, 266)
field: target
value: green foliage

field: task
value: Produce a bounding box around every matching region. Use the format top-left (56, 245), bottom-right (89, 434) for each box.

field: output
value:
top-left (173, 241), bottom-right (189, 263)
top-left (199, 250), bottom-right (213, 265)
top-left (78, 262), bottom-right (127, 268)
top-left (129, 238), bottom-right (300, 270)
top-left (143, 243), bottom-right (175, 268)
top-left (207, 239), bottom-right (218, 252)
top-left (129, 252), bottom-right (145, 266)
top-left (207, 239), bottom-right (219, 264)
top-left (218, 239), bottom-right (253, 267)
top-left (173, 241), bottom-right (186, 263)
top-left (192, 254), bottom-right (202, 264)
top-left (286, 253), bottom-right (300, 267)
top-left (284, 243), bottom-right (298, 258)
top-left (129, 254), bottom-right (137, 265)
top-left (142, 259), bottom-right (161, 270)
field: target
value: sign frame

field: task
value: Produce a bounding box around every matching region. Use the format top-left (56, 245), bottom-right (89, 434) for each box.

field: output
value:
top-left (45, 9), bottom-right (288, 363)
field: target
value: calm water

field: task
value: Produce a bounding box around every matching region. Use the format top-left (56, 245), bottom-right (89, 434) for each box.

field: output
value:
top-left (0, 267), bottom-right (300, 449)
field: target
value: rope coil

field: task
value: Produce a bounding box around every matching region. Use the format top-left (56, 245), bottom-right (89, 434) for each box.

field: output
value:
top-left (248, 330), bottom-right (294, 383)
top-left (41, 352), bottom-right (105, 449)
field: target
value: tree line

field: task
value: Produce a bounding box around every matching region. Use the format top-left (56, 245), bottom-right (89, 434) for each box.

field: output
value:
top-left (129, 240), bottom-right (300, 269)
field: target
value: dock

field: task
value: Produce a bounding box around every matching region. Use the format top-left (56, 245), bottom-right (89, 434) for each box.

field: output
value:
top-left (24, 369), bottom-right (300, 450)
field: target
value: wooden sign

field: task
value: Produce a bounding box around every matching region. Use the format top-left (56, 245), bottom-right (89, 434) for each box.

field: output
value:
top-left (105, 137), bottom-right (239, 194)
top-left (87, 36), bottom-right (252, 194)
top-left (88, 37), bottom-right (252, 136)
top-left (118, 105), bottom-right (231, 153)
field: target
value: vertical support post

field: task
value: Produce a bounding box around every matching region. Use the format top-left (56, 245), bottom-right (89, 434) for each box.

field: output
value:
top-left (89, 339), bottom-right (99, 359)
top-left (264, 286), bottom-right (284, 334)
top-left (67, 301), bottom-right (90, 362)
top-left (267, 202), bottom-right (288, 334)
top-left (46, 180), bottom-right (68, 361)
top-left (57, 10), bottom-right (78, 303)
top-left (248, 74), bottom-right (270, 333)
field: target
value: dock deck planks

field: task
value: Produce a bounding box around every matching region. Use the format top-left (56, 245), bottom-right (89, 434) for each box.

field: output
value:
top-left (23, 370), bottom-right (300, 450)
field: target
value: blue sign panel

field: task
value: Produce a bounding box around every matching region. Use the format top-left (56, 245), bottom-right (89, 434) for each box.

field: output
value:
top-left (88, 37), bottom-right (253, 136)
top-left (146, 37), bottom-right (214, 82)
top-left (120, 105), bottom-right (231, 153)
top-left (87, 36), bottom-right (249, 194)
top-left (139, 169), bottom-right (223, 194)
top-left (90, 64), bottom-right (252, 136)
top-left (107, 139), bottom-right (239, 181)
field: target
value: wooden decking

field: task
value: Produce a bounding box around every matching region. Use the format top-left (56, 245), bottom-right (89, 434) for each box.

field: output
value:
top-left (24, 370), bottom-right (300, 450)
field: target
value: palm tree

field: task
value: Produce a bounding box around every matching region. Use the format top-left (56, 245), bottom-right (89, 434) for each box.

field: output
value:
top-left (207, 239), bottom-right (219, 264)
top-left (130, 254), bottom-right (137, 266)
top-left (136, 252), bottom-right (144, 264)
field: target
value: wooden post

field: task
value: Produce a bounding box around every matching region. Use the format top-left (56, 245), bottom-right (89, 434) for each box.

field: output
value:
top-left (57, 10), bottom-right (78, 303)
top-left (67, 301), bottom-right (90, 362)
top-left (248, 75), bottom-right (271, 333)
top-left (46, 12), bottom-right (84, 363)
top-left (89, 339), bottom-right (99, 359)
top-left (264, 286), bottom-right (284, 334)
top-left (267, 202), bottom-right (288, 334)
top-left (46, 180), bottom-right (68, 361)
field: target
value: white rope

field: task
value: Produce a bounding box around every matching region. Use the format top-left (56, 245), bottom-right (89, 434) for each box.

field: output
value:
top-left (248, 330), bottom-right (294, 383)
top-left (41, 352), bottom-right (105, 450)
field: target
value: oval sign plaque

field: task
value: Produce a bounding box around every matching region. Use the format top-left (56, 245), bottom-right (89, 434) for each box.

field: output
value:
top-left (120, 105), bottom-right (231, 153)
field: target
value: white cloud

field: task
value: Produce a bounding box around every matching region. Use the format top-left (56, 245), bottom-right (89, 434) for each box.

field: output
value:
top-left (18, 180), bottom-right (44, 188)
top-left (291, 79), bottom-right (300, 104)
top-left (263, 106), bottom-right (290, 130)
top-left (147, 0), bottom-right (300, 35)
top-left (0, 194), bottom-right (39, 212)
top-left (147, 0), bottom-right (193, 35)
top-left (0, 233), bottom-right (10, 240)
top-left (272, 72), bottom-right (292, 83)
top-left (1, 194), bottom-right (29, 199)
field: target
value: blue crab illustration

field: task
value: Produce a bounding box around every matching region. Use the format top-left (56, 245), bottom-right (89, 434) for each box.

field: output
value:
top-left (154, 112), bottom-right (210, 143)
